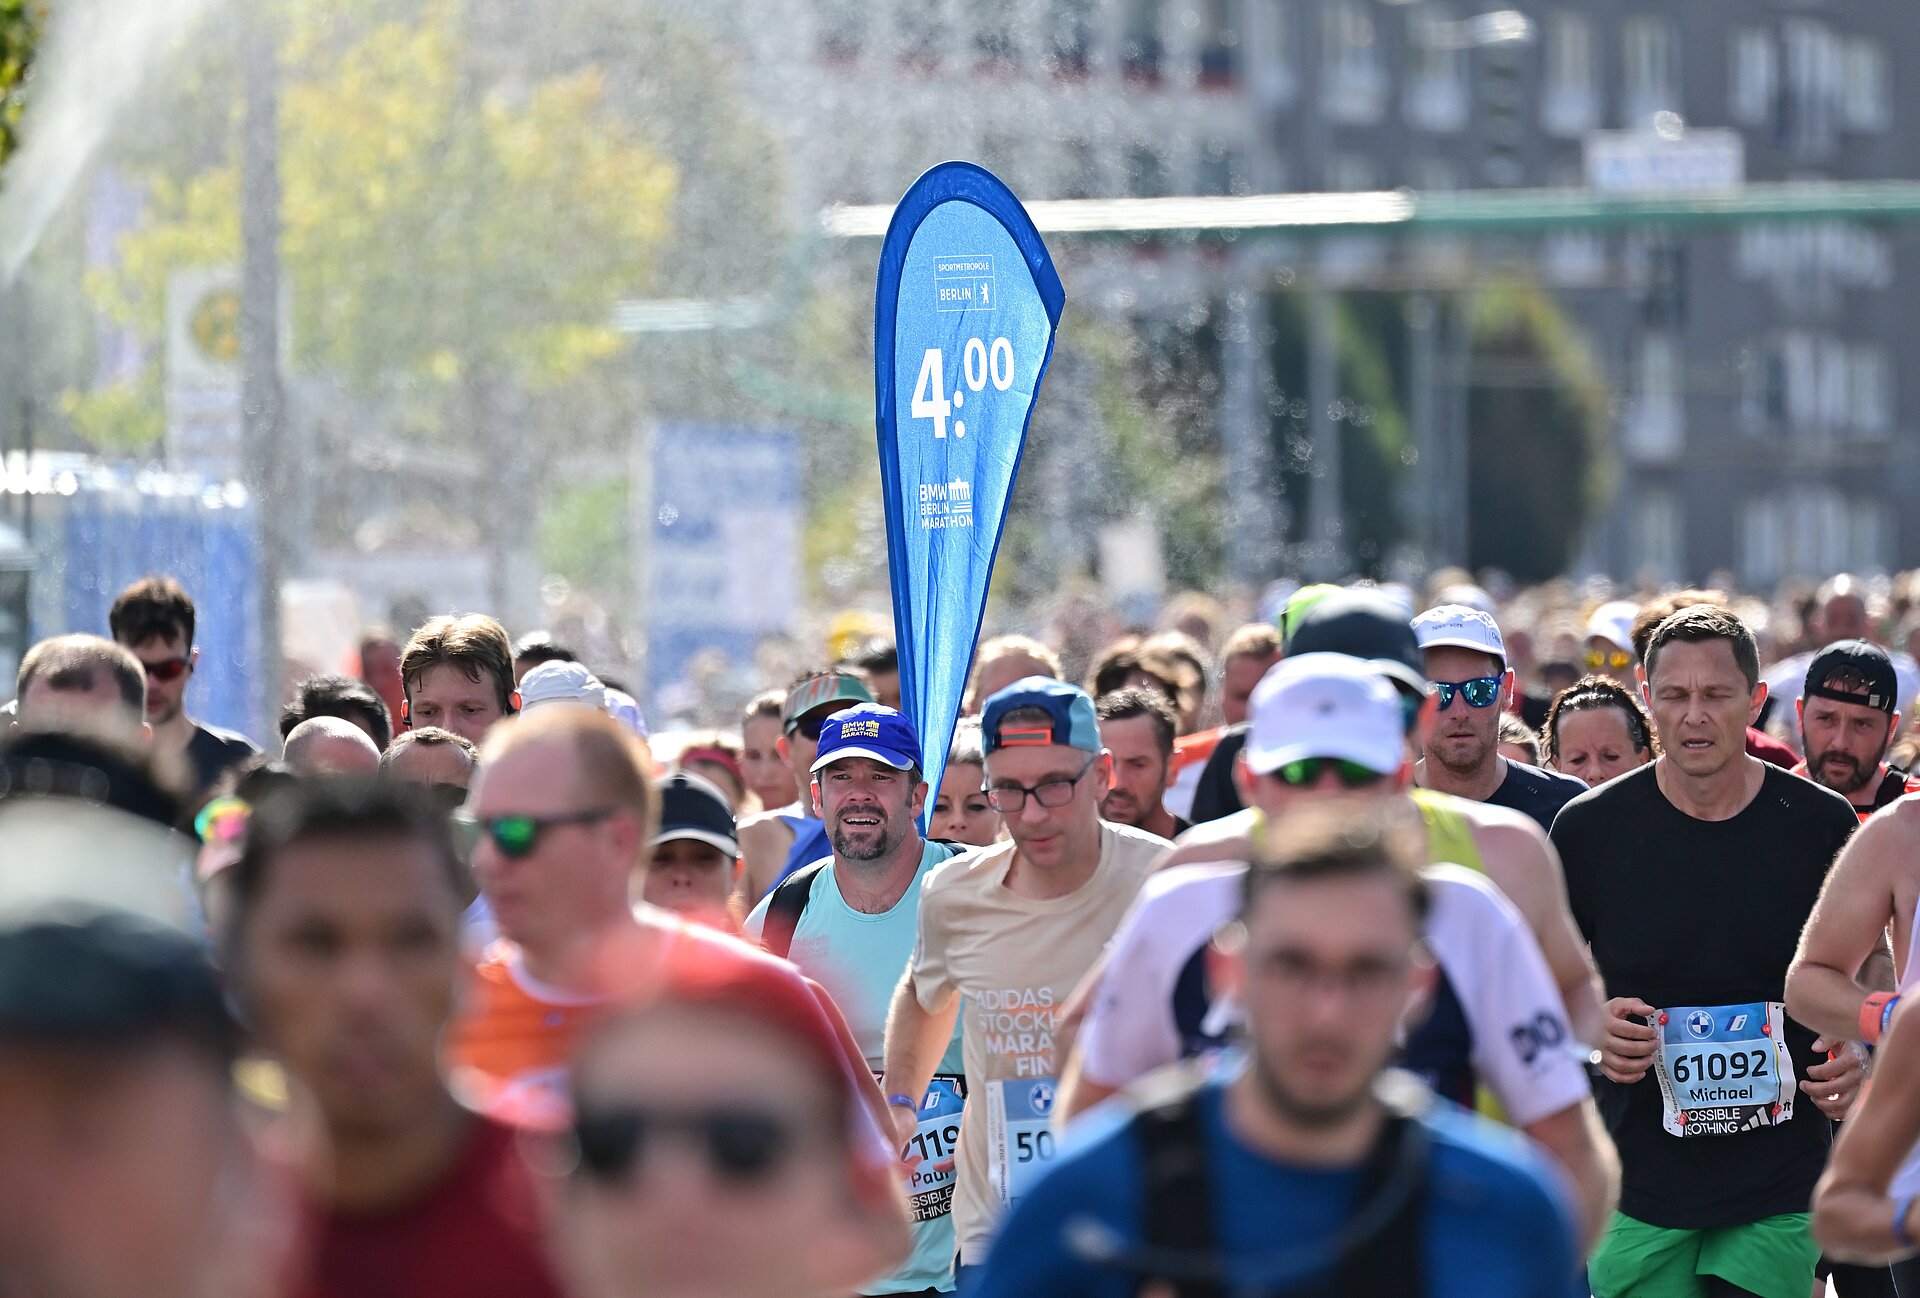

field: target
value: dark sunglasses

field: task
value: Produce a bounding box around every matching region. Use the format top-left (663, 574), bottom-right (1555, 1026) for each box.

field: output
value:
top-left (570, 1104), bottom-right (804, 1186)
top-left (143, 656), bottom-right (191, 683)
top-left (452, 808), bottom-right (614, 859)
top-left (1585, 647), bottom-right (1633, 672)
top-left (1429, 676), bottom-right (1502, 710)
top-left (1273, 757), bottom-right (1389, 789)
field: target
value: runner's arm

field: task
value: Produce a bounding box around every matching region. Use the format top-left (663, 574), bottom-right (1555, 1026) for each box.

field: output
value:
top-left (1521, 1101), bottom-right (1619, 1258)
top-left (1475, 820), bottom-right (1605, 1045)
top-left (1049, 948), bottom-right (1108, 1109)
top-left (879, 972), bottom-right (961, 1145)
top-left (1814, 998), bottom-right (1920, 1263)
top-left (1786, 807), bottom-right (1908, 1043)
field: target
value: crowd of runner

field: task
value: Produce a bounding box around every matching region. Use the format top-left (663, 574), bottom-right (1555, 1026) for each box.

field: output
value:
top-left (15, 567), bottom-right (1920, 1297)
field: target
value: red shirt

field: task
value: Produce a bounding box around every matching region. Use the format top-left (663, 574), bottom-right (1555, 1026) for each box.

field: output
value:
top-left (290, 1114), bottom-right (562, 1298)
top-left (1746, 727), bottom-right (1798, 768)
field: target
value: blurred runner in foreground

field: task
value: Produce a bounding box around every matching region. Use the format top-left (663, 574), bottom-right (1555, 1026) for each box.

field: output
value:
top-left (547, 935), bottom-right (911, 1298)
top-left (0, 796), bottom-right (287, 1298)
top-left (223, 778), bottom-right (561, 1298)
top-left (969, 804), bottom-right (1584, 1298)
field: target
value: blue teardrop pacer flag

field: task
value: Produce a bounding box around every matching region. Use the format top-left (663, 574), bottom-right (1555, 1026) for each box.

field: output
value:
top-left (873, 162), bottom-right (1065, 827)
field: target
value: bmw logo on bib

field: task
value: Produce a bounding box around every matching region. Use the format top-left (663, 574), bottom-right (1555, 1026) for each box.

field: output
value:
top-left (1687, 1010), bottom-right (1714, 1039)
top-left (1030, 1082), bottom-right (1055, 1115)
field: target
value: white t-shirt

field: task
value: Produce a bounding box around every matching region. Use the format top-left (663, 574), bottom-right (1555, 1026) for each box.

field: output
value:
top-left (1076, 860), bottom-right (1590, 1129)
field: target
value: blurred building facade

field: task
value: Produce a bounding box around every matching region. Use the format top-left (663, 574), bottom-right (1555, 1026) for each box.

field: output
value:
top-left (712, 0), bottom-right (1917, 588)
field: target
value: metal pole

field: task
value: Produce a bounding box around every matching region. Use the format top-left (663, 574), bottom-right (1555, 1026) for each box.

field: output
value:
top-left (240, 2), bottom-right (287, 735)
top-left (1305, 282), bottom-right (1343, 577)
top-left (1405, 291), bottom-right (1437, 561)
top-left (1220, 263), bottom-right (1269, 586)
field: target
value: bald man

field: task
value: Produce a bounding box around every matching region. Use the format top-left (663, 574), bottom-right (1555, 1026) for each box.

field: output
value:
top-left (283, 717), bottom-right (382, 777)
top-left (12, 635), bottom-right (148, 744)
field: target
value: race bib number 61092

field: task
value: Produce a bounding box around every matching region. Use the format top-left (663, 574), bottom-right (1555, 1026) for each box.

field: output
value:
top-left (1651, 1001), bottom-right (1796, 1137)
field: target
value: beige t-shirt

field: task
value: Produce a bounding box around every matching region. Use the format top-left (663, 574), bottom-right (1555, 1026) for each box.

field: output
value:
top-left (909, 820), bottom-right (1167, 1261)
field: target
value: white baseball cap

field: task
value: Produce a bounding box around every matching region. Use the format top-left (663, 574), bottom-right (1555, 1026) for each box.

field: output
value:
top-left (1585, 600), bottom-right (1640, 654)
top-left (1412, 604), bottom-right (1507, 665)
top-left (1244, 653), bottom-right (1408, 777)
top-left (518, 661), bottom-right (608, 712)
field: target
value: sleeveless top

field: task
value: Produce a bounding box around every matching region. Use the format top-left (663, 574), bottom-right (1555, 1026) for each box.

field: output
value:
top-left (1412, 787), bottom-right (1485, 874)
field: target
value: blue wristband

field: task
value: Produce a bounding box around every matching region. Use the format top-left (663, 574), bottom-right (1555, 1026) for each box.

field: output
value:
top-left (887, 1094), bottom-right (920, 1111)
top-left (1896, 1195), bottom-right (1917, 1249)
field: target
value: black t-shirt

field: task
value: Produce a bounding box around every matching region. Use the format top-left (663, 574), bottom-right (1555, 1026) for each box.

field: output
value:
top-left (1551, 762), bottom-right (1857, 1230)
top-left (1486, 759), bottom-right (1586, 833)
top-left (1189, 725), bottom-right (1248, 825)
top-left (184, 720), bottom-right (260, 796)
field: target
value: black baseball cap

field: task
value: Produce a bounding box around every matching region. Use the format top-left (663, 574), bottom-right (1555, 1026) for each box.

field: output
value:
top-left (0, 797), bottom-right (231, 1060)
top-left (0, 912), bottom-right (236, 1061)
top-left (1805, 640), bottom-right (1898, 716)
top-left (652, 771), bottom-right (739, 856)
top-left (1285, 589), bottom-right (1427, 698)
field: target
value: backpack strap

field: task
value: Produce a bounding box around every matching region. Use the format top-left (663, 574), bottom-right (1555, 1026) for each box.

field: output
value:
top-left (1322, 1070), bottom-right (1431, 1298)
top-left (1131, 1067), bottom-right (1430, 1298)
top-left (1135, 1061), bottom-right (1226, 1298)
top-left (759, 858), bottom-right (828, 960)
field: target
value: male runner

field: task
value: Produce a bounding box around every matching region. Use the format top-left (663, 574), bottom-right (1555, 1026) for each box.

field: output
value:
top-left (1095, 688), bottom-right (1187, 841)
top-left (447, 707), bottom-right (659, 1118)
top-left (737, 670), bottom-right (874, 903)
top-left (1413, 603), bottom-right (1586, 831)
top-left (225, 779), bottom-right (562, 1298)
top-left (1062, 654), bottom-right (1616, 1250)
top-left (1159, 592), bottom-right (1603, 1046)
top-left (880, 678), bottom-right (1166, 1282)
top-left (746, 704), bottom-right (963, 1298)
top-left (971, 805), bottom-right (1585, 1298)
top-left (1556, 603), bottom-right (1861, 1298)
top-left (399, 614), bottom-right (519, 746)
top-left (108, 576), bottom-right (258, 792)
top-left (1792, 641), bottom-right (1920, 819)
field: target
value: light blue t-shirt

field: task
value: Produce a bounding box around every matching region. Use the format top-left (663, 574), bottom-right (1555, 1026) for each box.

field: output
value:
top-left (746, 838), bottom-right (966, 1294)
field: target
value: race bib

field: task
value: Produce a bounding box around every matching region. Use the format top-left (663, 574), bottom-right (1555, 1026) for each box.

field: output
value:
top-left (894, 1074), bottom-right (966, 1224)
top-left (986, 1077), bottom-right (1058, 1210)
top-left (1650, 1002), bottom-right (1796, 1137)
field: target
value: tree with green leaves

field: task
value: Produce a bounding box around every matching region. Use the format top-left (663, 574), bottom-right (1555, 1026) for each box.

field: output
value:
top-left (0, 0), bottom-right (41, 170)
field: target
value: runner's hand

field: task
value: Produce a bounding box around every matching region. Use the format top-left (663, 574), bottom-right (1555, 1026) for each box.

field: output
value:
top-left (1802, 1038), bottom-right (1868, 1119)
top-left (1599, 996), bottom-right (1658, 1084)
top-left (889, 1100), bottom-right (955, 1177)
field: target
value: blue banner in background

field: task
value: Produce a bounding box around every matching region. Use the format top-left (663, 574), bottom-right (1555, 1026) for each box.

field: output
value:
top-left (874, 162), bottom-right (1064, 827)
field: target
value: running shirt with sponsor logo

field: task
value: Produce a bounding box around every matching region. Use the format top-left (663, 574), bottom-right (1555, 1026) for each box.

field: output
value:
top-left (907, 821), bottom-right (1165, 1263)
top-left (1076, 861), bottom-right (1589, 1129)
top-left (1553, 763), bottom-right (1856, 1229)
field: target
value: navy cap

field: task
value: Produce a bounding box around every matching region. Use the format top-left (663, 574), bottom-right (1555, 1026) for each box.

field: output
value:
top-left (981, 677), bottom-right (1102, 754)
top-left (810, 704), bottom-right (922, 774)
top-left (653, 771), bottom-right (739, 856)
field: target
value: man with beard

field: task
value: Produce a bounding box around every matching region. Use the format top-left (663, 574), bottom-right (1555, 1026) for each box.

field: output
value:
top-left (1793, 641), bottom-right (1919, 820)
top-left (746, 703), bottom-right (964, 1298)
top-left (1413, 604), bottom-right (1584, 832)
top-left (1096, 688), bottom-right (1186, 841)
top-left (969, 804), bottom-right (1584, 1297)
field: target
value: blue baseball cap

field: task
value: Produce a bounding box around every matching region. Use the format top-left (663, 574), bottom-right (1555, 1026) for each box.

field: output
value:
top-left (981, 677), bottom-right (1102, 754)
top-left (810, 704), bottom-right (923, 774)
